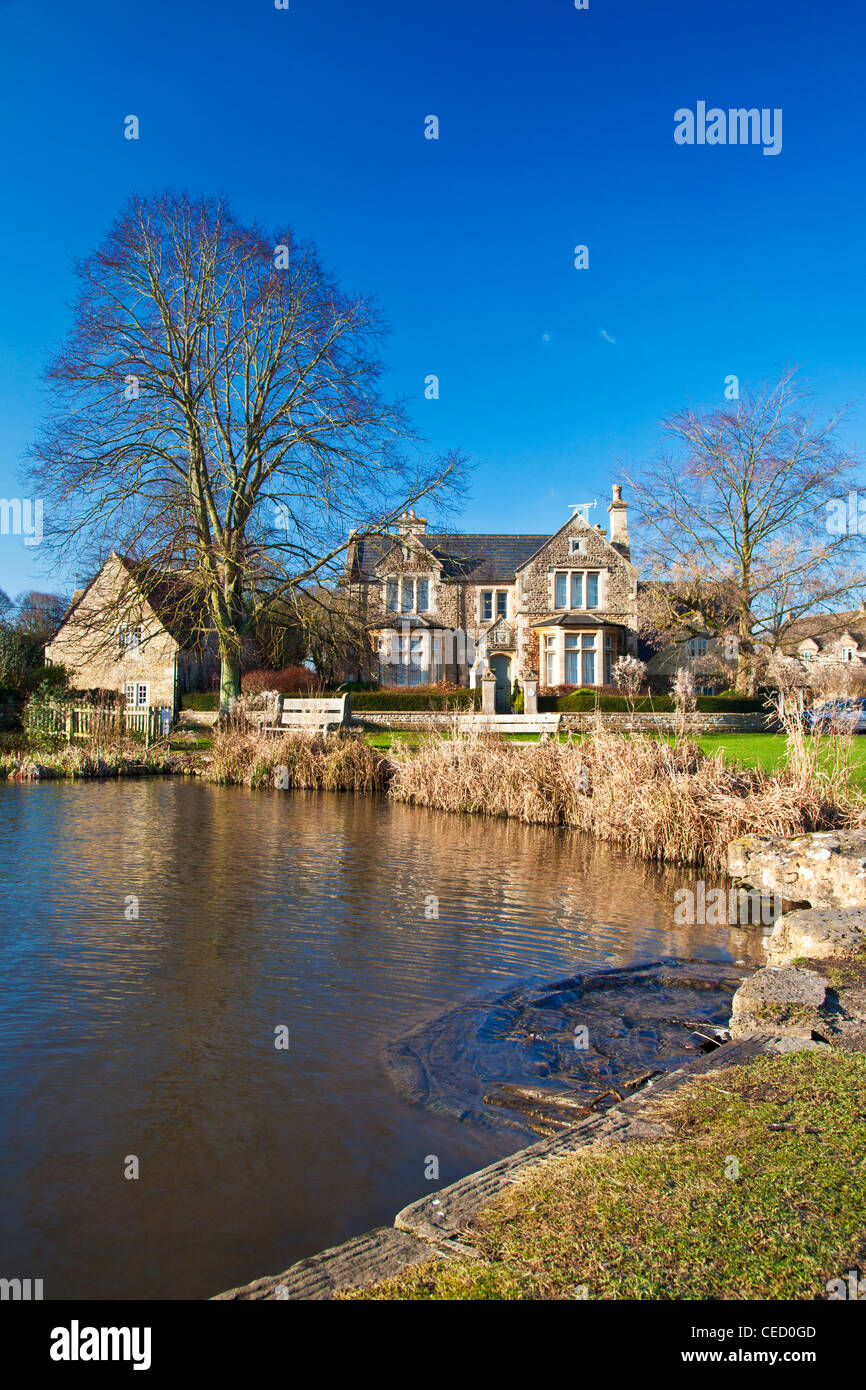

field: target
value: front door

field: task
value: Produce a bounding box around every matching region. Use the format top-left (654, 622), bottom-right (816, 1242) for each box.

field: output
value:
top-left (490, 655), bottom-right (512, 712)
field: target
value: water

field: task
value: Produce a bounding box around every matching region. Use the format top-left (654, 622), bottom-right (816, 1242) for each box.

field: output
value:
top-left (0, 779), bottom-right (766, 1299)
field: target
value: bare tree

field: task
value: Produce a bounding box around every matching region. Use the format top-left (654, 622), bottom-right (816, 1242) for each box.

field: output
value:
top-left (627, 370), bottom-right (866, 693)
top-left (29, 192), bottom-right (465, 706)
top-left (14, 591), bottom-right (68, 643)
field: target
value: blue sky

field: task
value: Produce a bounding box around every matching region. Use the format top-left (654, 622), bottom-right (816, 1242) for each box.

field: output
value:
top-left (1, 0), bottom-right (864, 597)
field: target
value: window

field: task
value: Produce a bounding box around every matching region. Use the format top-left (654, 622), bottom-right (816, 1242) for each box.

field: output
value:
top-left (685, 637), bottom-right (708, 658)
top-left (119, 624), bottom-right (143, 651)
top-left (604, 633), bottom-right (616, 685)
top-left (481, 590), bottom-right (508, 621)
top-left (564, 633), bottom-right (580, 685)
top-left (582, 634), bottom-right (596, 685)
top-left (544, 634), bottom-right (556, 686)
top-left (553, 571), bottom-right (600, 610)
top-left (841, 647), bottom-right (856, 663)
top-left (378, 633), bottom-right (430, 686)
top-left (125, 682), bottom-right (149, 708)
top-left (417, 578), bottom-right (429, 612)
top-left (385, 580), bottom-right (399, 612)
top-left (569, 537), bottom-right (582, 555)
top-left (400, 579), bottom-right (414, 612)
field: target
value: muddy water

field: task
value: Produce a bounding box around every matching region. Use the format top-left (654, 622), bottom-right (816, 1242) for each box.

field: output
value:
top-left (0, 779), bottom-right (766, 1298)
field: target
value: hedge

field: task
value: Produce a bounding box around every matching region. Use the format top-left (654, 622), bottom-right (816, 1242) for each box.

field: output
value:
top-left (538, 690), bottom-right (766, 714)
top-left (351, 688), bottom-right (481, 711)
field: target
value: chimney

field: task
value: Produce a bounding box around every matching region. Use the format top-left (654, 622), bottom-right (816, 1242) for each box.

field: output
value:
top-left (608, 483), bottom-right (629, 558)
top-left (398, 508), bottom-right (427, 536)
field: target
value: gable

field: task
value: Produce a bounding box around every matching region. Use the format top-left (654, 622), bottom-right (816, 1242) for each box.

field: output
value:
top-left (516, 511), bottom-right (632, 575)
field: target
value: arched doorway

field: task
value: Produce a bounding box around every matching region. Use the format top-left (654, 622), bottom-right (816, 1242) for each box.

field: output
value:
top-left (489, 654), bottom-right (512, 712)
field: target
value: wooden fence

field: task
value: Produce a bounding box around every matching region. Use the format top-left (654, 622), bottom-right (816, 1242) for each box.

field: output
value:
top-left (26, 703), bottom-right (168, 746)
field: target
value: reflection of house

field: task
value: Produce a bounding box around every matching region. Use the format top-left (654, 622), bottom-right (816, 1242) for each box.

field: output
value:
top-left (44, 554), bottom-right (220, 715)
top-left (344, 486), bottom-right (639, 709)
top-left (777, 606), bottom-right (866, 668)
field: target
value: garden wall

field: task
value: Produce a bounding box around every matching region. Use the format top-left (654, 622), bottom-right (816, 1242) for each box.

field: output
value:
top-left (350, 711), bottom-right (771, 733)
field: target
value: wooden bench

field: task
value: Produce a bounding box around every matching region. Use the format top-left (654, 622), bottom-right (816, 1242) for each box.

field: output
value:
top-left (469, 713), bottom-right (561, 739)
top-left (263, 694), bottom-right (351, 737)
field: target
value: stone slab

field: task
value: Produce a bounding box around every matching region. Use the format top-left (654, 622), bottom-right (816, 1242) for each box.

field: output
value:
top-left (728, 830), bottom-right (866, 911)
top-left (766, 906), bottom-right (866, 966)
top-left (212, 1226), bottom-right (453, 1301)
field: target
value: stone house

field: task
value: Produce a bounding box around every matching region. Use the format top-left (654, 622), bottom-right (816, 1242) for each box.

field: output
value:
top-left (644, 632), bottom-right (732, 695)
top-left (44, 553), bottom-right (219, 715)
top-left (778, 605), bottom-right (866, 670)
top-left (344, 485), bottom-right (639, 710)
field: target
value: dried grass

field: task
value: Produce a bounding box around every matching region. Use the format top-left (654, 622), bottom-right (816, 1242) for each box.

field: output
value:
top-left (206, 727), bottom-right (388, 795)
top-left (387, 719), bottom-right (862, 873)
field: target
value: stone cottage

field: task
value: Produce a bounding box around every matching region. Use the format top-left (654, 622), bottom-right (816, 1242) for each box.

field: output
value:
top-left (44, 553), bottom-right (219, 715)
top-left (779, 605), bottom-right (866, 669)
top-left (344, 485), bottom-right (639, 709)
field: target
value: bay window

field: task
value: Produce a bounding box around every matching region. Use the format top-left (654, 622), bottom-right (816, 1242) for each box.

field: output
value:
top-left (544, 634), bottom-right (557, 686)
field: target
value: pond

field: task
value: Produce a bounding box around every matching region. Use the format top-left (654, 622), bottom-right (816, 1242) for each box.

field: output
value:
top-left (0, 779), bottom-right (766, 1299)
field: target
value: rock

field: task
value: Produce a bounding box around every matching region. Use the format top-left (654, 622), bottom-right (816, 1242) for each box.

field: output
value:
top-left (766, 907), bottom-right (866, 966)
top-left (727, 830), bottom-right (866, 911)
top-left (730, 966), bottom-right (828, 1040)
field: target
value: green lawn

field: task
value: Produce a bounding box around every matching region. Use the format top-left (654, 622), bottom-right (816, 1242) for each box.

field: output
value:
top-left (345, 1051), bottom-right (866, 1300)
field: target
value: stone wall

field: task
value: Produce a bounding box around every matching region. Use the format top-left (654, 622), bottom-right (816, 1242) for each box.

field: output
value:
top-left (726, 830), bottom-right (866, 1045)
top-left (350, 710), bottom-right (769, 733)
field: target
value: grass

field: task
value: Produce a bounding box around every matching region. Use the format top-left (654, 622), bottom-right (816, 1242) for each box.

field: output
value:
top-left (386, 723), bottom-right (859, 873)
top-left (346, 1050), bottom-right (866, 1300)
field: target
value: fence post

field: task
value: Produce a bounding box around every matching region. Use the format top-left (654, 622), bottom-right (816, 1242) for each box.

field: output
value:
top-left (65, 707), bottom-right (72, 743)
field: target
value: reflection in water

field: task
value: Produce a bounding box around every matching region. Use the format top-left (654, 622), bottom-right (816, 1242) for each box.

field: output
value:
top-left (0, 780), bottom-right (766, 1298)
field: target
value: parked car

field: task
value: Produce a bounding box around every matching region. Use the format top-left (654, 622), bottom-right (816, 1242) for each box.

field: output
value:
top-left (804, 697), bottom-right (866, 733)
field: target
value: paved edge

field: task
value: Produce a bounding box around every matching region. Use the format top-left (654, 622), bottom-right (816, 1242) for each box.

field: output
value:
top-left (212, 1032), bottom-right (804, 1300)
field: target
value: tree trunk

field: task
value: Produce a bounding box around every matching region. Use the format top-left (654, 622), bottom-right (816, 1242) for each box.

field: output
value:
top-left (219, 647), bottom-right (242, 712)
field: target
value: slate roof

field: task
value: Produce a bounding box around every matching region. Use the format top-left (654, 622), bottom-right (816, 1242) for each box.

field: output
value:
top-left (780, 607), bottom-right (866, 651)
top-left (349, 533), bottom-right (551, 585)
top-left (58, 555), bottom-right (211, 649)
top-left (530, 614), bottom-right (628, 630)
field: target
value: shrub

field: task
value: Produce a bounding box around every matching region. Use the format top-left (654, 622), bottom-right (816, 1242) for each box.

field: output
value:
top-left (242, 665), bottom-right (319, 695)
top-left (351, 687), bottom-right (481, 711)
